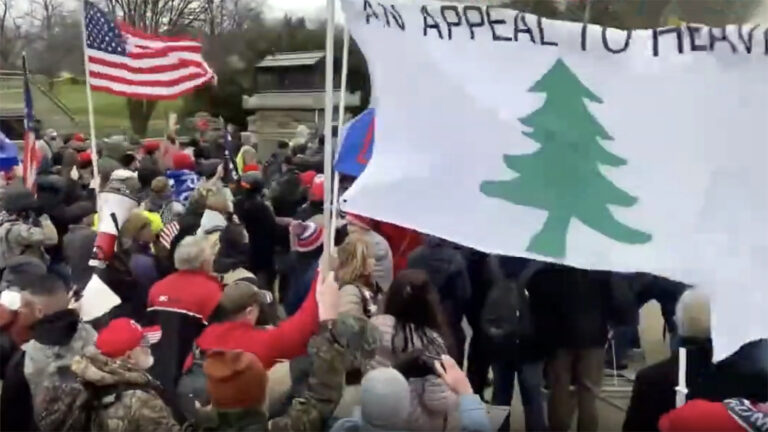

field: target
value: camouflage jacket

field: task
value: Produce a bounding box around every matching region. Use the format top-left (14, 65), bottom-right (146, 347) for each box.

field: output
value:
top-left (198, 315), bottom-right (380, 432)
top-left (268, 314), bottom-right (380, 432)
top-left (0, 215), bottom-right (58, 268)
top-left (71, 352), bottom-right (181, 432)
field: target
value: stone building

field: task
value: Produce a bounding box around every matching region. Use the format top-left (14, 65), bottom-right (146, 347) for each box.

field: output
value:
top-left (242, 51), bottom-right (361, 149)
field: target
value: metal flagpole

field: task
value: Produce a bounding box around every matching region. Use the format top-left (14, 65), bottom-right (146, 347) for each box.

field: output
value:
top-left (676, 347), bottom-right (688, 407)
top-left (583, 0), bottom-right (593, 24)
top-left (80, 0), bottom-right (100, 190)
top-left (329, 26), bottom-right (350, 251)
top-left (321, 0), bottom-right (336, 276)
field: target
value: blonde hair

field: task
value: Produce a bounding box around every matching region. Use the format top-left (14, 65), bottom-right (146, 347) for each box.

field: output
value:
top-left (117, 210), bottom-right (151, 249)
top-left (336, 234), bottom-right (372, 287)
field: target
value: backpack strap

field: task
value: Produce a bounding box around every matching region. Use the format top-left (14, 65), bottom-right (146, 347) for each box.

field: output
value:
top-left (353, 284), bottom-right (375, 318)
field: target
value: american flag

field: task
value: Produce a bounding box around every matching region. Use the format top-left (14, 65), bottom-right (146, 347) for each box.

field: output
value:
top-left (84, 0), bottom-right (215, 100)
top-left (21, 54), bottom-right (38, 191)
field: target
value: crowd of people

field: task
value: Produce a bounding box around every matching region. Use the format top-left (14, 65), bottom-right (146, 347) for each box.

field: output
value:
top-left (0, 126), bottom-right (765, 432)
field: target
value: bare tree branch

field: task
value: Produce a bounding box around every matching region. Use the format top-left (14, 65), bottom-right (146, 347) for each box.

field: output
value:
top-left (0, 0), bottom-right (24, 67)
top-left (26, 0), bottom-right (64, 38)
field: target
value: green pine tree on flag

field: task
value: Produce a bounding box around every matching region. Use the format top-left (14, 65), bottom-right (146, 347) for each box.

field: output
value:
top-left (480, 58), bottom-right (652, 258)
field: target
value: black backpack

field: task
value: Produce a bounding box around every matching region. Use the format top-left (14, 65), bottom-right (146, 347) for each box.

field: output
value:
top-left (176, 345), bottom-right (208, 422)
top-left (480, 257), bottom-right (540, 352)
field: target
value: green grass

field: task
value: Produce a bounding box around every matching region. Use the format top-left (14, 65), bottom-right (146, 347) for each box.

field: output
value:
top-left (52, 82), bottom-right (183, 138)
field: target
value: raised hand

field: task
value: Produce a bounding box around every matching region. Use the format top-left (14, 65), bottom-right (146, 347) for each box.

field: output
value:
top-left (434, 354), bottom-right (474, 396)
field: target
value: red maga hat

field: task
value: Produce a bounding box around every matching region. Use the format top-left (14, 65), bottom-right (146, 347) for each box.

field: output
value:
top-left (96, 318), bottom-right (162, 358)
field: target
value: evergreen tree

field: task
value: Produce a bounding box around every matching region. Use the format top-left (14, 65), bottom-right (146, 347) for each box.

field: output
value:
top-left (480, 58), bottom-right (651, 258)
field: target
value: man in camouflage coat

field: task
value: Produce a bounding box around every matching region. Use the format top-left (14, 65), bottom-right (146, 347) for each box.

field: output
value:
top-left (198, 313), bottom-right (381, 432)
top-left (0, 186), bottom-right (58, 273)
top-left (71, 318), bottom-right (181, 432)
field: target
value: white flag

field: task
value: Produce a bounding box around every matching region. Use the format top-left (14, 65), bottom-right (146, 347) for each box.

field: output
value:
top-left (340, 0), bottom-right (768, 360)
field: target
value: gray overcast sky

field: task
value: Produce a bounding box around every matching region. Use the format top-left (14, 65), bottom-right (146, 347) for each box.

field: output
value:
top-left (265, 0), bottom-right (344, 22)
top-left (25, 0), bottom-right (337, 20)
top-left (266, 0), bottom-right (325, 17)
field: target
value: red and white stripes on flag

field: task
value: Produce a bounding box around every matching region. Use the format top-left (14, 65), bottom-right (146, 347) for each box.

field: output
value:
top-left (21, 54), bottom-right (38, 191)
top-left (84, 0), bottom-right (215, 100)
top-left (22, 132), bottom-right (38, 191)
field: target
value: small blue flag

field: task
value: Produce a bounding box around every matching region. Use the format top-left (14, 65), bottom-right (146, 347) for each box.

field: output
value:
top-left (335, 108), bottom-right (375, 178)
top-left (166, 169), bottom-right (200, 205)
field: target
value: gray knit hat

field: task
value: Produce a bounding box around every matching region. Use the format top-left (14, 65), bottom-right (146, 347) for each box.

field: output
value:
top-left (360, 367), bottom-right (411, 430)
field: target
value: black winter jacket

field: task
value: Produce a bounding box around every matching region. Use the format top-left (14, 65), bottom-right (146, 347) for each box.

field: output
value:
top-left (527, 264), bottom-right (637, 351)
top-left (234, 193), bottom-right (287, 275)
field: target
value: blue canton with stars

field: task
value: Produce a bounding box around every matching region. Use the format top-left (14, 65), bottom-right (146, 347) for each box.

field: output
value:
top-left (85, 0), bottom-right (127, 55)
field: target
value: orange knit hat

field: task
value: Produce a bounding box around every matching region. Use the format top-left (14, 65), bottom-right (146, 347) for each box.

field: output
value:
top-left (204, 350), bottom-right (267, 410)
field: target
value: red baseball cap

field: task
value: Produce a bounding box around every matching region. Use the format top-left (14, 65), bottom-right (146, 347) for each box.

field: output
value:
top-left (308, 174), bottom-right (324, 202)
top-left (72, 133), bottom-right (86, 143)
top-left (96, 318), bottom-right (162, 358)
top-left (78, 151), bottom-right (92, 165)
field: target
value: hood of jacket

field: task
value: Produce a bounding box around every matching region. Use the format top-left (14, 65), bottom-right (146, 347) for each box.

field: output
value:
top-left (71, 351), bottom-right (156, 388)
top-left (30, 308), bottom-right (81, 346)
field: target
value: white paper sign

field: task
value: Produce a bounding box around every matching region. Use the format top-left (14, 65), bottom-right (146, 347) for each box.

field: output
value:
top-left (78, 274), bottom-right (121, 321)
top-left (340, 0), bottom-right (768, 360)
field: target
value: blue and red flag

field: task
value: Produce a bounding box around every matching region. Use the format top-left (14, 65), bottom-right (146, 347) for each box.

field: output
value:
top-left (335, 108), bottom-right (374, 177)
top-left (22, 54), bottom-right (39, 190)
top-left (0, 130), bottom-right (19, 172)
